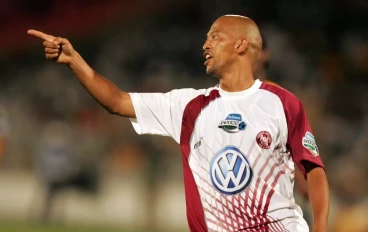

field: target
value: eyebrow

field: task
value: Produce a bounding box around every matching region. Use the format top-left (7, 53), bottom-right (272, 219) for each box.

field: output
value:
top-left (207, 30), bottom-right (220, 37)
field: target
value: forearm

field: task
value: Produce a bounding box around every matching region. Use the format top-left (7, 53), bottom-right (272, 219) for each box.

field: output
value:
top-left (295, 166), bottom-right (309, 200)
top-left (306, 166), bottom-right (329, 231)
top-left (68, 52), bottom-right (133, 117)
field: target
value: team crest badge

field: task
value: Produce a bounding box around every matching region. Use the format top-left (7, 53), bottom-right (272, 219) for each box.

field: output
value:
top-left (302, 132), bottom-right (319, 156)
top-left (218, 113), bottom-right (246, 133)
top-left (256, 131), bottom-right (272, 149)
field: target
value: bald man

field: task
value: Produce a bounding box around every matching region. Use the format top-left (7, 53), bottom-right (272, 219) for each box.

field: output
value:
top-left (28, 15), bottom-right (329, 232)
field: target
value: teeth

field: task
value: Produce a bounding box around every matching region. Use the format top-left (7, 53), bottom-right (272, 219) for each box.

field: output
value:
top-left (206, 54), bottom-right (212, 59)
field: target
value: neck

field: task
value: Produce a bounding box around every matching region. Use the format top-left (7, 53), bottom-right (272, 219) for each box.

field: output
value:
top-left (219, 62), bottom-right (255, 92)
top-left (254, 69), bottom-right (267, 82)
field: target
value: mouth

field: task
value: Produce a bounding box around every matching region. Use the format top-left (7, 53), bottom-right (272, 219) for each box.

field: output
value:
top-left (203, 53), bottom-right (213, 65)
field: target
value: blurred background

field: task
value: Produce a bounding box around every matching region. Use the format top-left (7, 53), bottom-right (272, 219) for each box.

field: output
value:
top-left (0, 0), bottom-right (368, 231)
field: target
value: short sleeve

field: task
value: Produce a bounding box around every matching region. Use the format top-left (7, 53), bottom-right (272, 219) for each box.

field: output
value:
top-left (129, 88), bottom-right (205, 143)
top-left (286, 100), bottom-right (325, 177)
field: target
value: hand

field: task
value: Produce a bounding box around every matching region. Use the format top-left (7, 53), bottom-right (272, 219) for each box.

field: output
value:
top-left (27, 29), bottom-right (75, 64)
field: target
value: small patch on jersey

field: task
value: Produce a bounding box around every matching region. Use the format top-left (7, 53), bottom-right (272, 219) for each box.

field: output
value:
top-left (210, 146), bottom-right (253, 195)
top-left (256, 131), bottom-right (272, 149)
top-left (218, 113), bottom-right (246, 133)
top-left (302, 132), bottom-right (319, 156)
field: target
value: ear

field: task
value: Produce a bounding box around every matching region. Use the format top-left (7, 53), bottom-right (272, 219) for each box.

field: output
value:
top-left (235, 39), bottom-right (248, 54)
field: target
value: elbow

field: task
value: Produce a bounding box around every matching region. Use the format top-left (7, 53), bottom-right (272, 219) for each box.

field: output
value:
top-left (106, 109), bottom-right (115, 115)
top-left (104, 93), bottom-right (132, 117)
top-left (105, 106), bottom-right (119, 115)
top-left (99, 102), bottom-right (119, 115)
top-left (105, 101), bottom-right (126, 116)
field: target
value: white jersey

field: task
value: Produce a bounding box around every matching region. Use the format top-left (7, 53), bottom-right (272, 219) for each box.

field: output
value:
top-left (129, 79), bottom-right (324, 232)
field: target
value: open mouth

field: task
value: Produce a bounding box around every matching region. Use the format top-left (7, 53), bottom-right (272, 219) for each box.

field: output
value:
top-left (204, 53), bottom-right (213, 65)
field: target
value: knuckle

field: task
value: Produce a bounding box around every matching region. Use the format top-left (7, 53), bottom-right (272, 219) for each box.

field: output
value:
top-left (52, 38), bottom-right (59, 43)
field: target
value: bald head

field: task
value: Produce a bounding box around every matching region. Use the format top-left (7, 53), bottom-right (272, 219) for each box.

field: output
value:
top-left (214, 15), bottom-right (263, 61)
top-left (203, 15), bottom-right (263, 78)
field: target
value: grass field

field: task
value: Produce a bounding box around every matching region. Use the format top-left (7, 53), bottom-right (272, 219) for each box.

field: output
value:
top-left (0, 221), bottom-right (186, 232)
top-left (0, 222), bottom-right (120, 232)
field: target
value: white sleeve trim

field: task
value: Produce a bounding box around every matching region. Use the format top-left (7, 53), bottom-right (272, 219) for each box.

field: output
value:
top-left (129, 93), bottom-right (145, 135)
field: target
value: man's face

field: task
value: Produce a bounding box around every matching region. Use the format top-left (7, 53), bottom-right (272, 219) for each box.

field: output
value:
top-left (203, 19), bottom-right (237, 77)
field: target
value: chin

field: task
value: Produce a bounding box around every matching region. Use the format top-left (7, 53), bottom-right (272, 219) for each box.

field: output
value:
top-left (206, 67), bottom-right (219, 77)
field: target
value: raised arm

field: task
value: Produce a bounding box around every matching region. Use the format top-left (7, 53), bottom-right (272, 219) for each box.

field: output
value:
top-left (27, 29), bottom-right (135, 118)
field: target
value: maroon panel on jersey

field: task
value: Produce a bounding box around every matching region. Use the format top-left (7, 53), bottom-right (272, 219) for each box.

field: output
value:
top-left (260, 83), bottom-right (325, 177)
top-left (180, 89), bottom-right (220, 232)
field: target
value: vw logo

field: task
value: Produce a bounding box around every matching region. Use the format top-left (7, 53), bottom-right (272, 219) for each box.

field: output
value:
top-left (210, 146), bottom-right (253, 195)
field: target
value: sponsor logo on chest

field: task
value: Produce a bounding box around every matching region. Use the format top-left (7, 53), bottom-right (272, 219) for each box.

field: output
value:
top-left (218, 113), bottom-right (246, 133)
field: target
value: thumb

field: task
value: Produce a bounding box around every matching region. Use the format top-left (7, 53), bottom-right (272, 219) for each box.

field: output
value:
top-left (52, 37), bottom-right (69, 46)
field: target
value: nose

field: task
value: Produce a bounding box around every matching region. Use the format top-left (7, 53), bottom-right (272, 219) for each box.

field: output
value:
top-left (203, 39), bottom-right (210, 51)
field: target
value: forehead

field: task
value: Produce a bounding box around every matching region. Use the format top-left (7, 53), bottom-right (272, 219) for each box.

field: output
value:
top-left (208, 18), bottom-right (237, 36)
top-left (209, 19), bottom-right (228, 32)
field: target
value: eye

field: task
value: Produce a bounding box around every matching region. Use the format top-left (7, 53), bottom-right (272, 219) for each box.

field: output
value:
top-left (212, 35), bottom-right (218, 40)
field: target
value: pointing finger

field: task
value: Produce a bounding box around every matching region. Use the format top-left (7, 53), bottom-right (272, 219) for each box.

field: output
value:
top-left (27, 29), bottom-right (55, 42)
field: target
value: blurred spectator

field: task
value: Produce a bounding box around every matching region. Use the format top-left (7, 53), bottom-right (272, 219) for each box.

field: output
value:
top-left (0, 105), bottom-right (10, 163)
top-left (35, 120), bottom-right (99, 222)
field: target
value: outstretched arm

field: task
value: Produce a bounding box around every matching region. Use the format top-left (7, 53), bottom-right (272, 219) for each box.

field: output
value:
top-left (27, 29), bottom-right (135, 118)
top-left (304, 161), bottom-right (329, 232)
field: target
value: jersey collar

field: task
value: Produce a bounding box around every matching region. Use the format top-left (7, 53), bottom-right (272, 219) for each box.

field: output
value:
top-left (216, 79), bottom-right (262, 99)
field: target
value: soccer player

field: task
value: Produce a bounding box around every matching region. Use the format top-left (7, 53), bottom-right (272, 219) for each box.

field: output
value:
top-left (28, 15), bottom-right (329, 232)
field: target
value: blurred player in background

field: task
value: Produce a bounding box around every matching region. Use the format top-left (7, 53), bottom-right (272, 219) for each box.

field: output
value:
top-left (28, 15), bottom-right (329, 232)
top-left (35, 121), bottom-right (99, 223)
top-left (255, 33), bottom-right (309, 199)
top-left (0, 105), bottom-right (9, 163)
top-left (253, 32), bottom-right (271, 84)
top-left (254, 32), bottom-right (311, 222)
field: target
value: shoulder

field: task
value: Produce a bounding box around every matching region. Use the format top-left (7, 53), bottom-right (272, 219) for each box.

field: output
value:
top-left (259, 82), bottom-right (300, 103)
top-left (258, 82), bottom-right (304, 115)
top-left (171, 87), bottom-right (214, 97)
top-left (180, 86), bottom-right (220, 102)
top-left (182, 87), bottom-right (220, 113)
